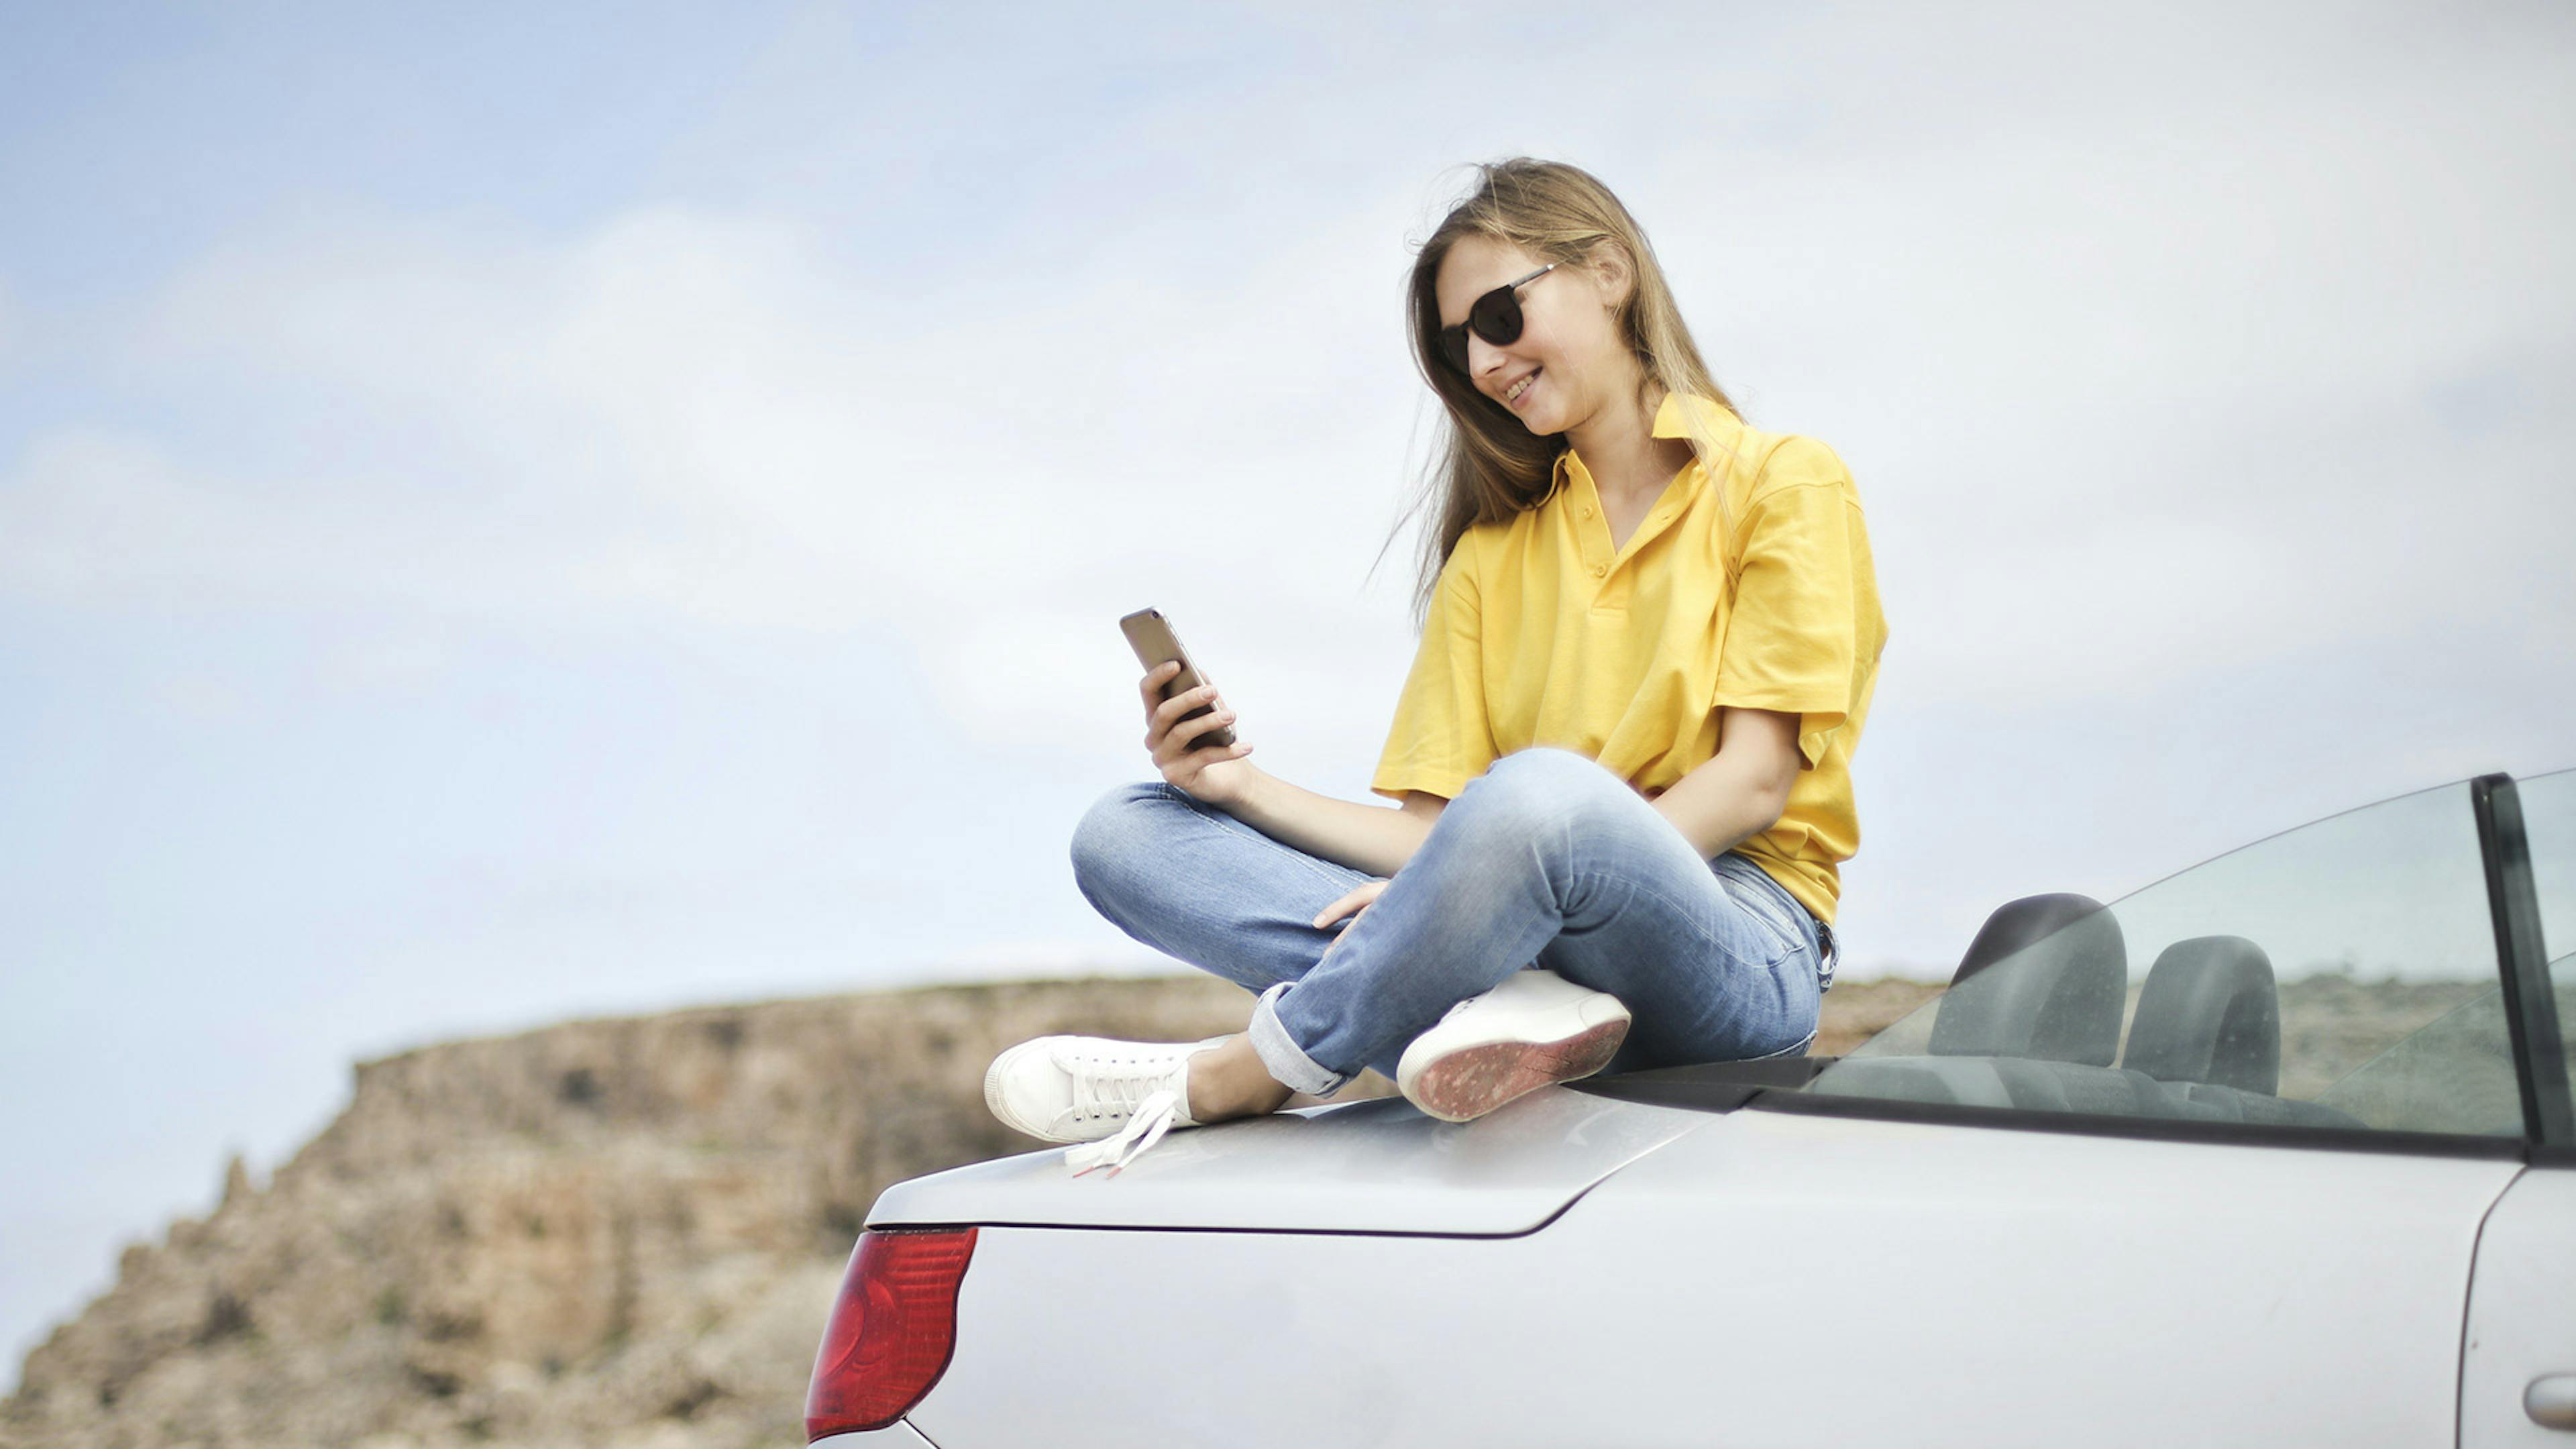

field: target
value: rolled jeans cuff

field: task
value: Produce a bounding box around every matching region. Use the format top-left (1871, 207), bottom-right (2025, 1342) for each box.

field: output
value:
top-left (1248, 982), bottom-right (1350, 1097)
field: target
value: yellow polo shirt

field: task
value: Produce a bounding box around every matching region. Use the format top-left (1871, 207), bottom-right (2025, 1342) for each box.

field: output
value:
top-left (1370, 392), bottom-right (1887, 925)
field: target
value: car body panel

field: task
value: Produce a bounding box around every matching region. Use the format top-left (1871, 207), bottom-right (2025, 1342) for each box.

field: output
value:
top-left (2461, 1167), bottom-right (2576, 1445)
top-left (816, 769), bottom-right (2576, 1444)
top-left (866, 1087), bottom-right (1711, 1236)
top-left (902, 1104), bottom-right (2521, 1448)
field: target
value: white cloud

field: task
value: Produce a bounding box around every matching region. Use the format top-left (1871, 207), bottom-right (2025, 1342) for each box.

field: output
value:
top-left (3, 0), bottom-right (2569, 749)
top-left (3, 199), bottom-right (1448, 757)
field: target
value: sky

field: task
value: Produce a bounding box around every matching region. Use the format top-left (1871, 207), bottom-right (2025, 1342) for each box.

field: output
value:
top-left (4, 0), bottom-right (2573, 1386)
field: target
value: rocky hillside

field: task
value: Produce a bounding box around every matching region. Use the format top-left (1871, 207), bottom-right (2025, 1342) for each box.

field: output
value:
top-left (0, 975), bottom-right (1939, 1449)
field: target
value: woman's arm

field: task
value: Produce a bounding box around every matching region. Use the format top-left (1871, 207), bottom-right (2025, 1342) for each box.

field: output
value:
top-left (1216, 768), bottom-right (1446, 879)
top-left (1651, 706), bottom-right (1801, 859)
top-left (1137, 660), bottom-right (1446, 878)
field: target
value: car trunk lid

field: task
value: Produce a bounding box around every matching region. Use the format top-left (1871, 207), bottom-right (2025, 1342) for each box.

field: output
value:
top-left (867, 1087), bottom-right (1711, 1237)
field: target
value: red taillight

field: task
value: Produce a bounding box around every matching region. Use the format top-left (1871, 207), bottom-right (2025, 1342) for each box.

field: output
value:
top-left (804, 1226), bottom-right (978, 1441)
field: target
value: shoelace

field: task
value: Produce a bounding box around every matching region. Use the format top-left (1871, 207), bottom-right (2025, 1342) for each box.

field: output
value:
top-left (1059, 1046), bottom-right (1188, 1123)
top-left (1051, 1042), bottom-right (1199, 1175)
top-left (1064, 1089), bottom-right (1181, 1177)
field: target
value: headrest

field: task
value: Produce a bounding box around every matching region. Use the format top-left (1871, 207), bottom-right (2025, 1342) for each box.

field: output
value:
top-left (1928, 894), bottom-right (2126, 1067)
top-left (2120, 936), bottom-right (2279, 1095)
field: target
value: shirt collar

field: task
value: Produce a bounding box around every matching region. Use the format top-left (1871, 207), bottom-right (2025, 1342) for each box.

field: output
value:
top-left (1552, 390), bottom-right (1737, 486)
top-left (1650, 388), bottom-right (1737, 440)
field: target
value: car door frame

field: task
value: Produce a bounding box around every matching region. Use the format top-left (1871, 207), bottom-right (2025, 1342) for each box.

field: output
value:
top-left (2459, 772), bottom-right (2576, 1445)
top-left (2473, 772), bottom-right (2572, 1159)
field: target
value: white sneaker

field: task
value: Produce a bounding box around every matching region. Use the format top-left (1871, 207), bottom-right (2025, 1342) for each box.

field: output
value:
top-left (1396, 969), bottom-right (1632, 1123)
top-left (983, 1034), bottom-right (1230, 1175)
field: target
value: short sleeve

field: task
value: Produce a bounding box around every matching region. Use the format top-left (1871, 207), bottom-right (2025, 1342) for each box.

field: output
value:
top-left (1370, 539), bottom-right (1497, 800)
top-left (1713, 455), bottom-right (1866, 771)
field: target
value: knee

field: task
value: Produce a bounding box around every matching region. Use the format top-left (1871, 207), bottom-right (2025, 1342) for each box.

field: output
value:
top-left (1489, 745), bottom-right (1614, 786)
top-left (1452, 747), bottom-right (1632, 843)
top-left (1069, 780), bottom-right (1175, 903)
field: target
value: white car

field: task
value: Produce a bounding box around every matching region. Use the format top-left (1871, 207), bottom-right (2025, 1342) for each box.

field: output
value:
top-left (805, 769), bottom-right (2576, 1448)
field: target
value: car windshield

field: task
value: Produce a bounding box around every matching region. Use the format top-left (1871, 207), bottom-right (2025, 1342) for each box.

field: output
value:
top-left (1794, 769), bottom-right (2576, 1140)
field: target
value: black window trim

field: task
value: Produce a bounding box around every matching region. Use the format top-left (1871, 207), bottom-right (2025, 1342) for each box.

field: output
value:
top-left (1573, 1058), bottom-right (2534, 1162)
top-left (1741, 1087), bottom-right (2531, 1162)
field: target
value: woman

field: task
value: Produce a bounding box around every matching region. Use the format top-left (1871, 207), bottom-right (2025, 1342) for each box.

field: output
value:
top-left (986, 158), bottom-right (1888, 1173)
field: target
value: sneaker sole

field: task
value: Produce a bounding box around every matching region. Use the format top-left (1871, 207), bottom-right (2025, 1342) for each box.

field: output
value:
top-left (1405, 1016), bottom-right (1630, 1123)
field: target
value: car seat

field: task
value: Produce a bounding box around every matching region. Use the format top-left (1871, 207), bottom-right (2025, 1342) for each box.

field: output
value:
top-left (2118, 935), bottom-right (2280, 1095)
top-left (1927, 893), bottom-right (2127, 1067)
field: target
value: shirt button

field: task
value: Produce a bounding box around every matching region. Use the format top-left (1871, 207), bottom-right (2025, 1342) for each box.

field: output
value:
top-left (1591, 564), bottom-right (1607, 578)
top-left (1580, 506), bottom-right (1593, 518)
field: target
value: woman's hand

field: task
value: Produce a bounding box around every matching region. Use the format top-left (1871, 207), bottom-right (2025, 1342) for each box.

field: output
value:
top-left (1312, 877), bottom-right (1388, 931)
top-left (1141, 659), bottom-right (1257, 805)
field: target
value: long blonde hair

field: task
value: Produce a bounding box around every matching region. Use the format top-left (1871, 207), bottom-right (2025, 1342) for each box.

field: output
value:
top-left (1378, 158), bottom-right (1746, 627)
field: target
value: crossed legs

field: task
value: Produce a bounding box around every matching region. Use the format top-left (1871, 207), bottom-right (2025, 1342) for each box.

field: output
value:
top-left (1070, 746), bottom-right (1825, 1118)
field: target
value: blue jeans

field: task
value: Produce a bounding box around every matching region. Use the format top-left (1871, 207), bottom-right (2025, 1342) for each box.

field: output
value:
top-left (1069, 745), bottom-right (1837, 1097)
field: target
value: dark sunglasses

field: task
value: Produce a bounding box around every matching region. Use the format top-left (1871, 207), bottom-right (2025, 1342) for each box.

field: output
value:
top-left (1435, 262), bottom-right (1558, 376)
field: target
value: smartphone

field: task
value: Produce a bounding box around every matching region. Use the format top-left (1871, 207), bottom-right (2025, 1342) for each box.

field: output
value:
top-left (1118, 607), bottom-right (1237, 750)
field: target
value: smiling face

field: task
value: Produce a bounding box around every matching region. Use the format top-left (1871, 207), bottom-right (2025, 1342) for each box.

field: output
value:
top-left (1433, 233), bottom-right (1633, 437)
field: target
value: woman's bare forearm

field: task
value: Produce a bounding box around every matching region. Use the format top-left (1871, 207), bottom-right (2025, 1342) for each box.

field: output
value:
top-left (1651, 708), bottom-right (1803, 859)
top-left (1218, 765), bottom-right (1432, 878)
